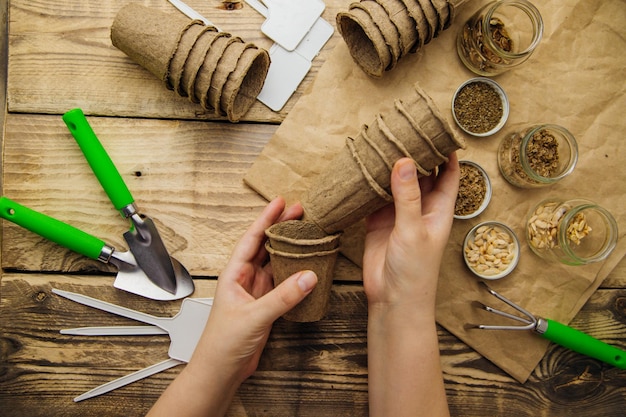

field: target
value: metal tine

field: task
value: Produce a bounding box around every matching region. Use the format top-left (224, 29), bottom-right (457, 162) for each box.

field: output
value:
top-left (474, 282), bottom-right (538, 331)
top-left (473, 301), bottom-right (533, 325)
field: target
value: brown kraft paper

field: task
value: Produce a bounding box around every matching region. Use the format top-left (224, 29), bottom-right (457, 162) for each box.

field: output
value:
top-left (244, 0), bottom-right (626, 382)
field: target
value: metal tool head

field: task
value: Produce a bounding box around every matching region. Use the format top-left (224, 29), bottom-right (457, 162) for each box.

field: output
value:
top-left (63, 109), bottom-right (195, 299)
top-left (468, 282), bottom-right (538, 331)
top-left (109, 249), bottom-right (194, 301)
top-left (123, 210), bottom-right (184, 294)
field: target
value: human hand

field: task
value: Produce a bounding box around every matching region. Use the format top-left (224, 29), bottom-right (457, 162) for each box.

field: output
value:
top-left (363, 154), bottom-right (460, 313)
top-left (190, 197), bottom-right (318, 383)
top-left (363, 155), bottom-right (458, 417)
top-left (147, 197), bottom-right (318, 417)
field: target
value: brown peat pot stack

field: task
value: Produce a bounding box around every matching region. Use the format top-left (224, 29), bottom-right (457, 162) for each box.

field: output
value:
top-left (265, 221), bottom-right (342, 322)
top-left (337, 0), bottom-right (466, 77)
top-left (301, 83), bottom-right (466, 234)
top-left (111, 3), bottom-right (270, 122)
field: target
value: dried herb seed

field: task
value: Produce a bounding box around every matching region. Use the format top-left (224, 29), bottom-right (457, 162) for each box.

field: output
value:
top-left (461, 16), bottom-right (514, 73)
top-left (454, 81), bottom-right (503, 134)
top-left (455, 163), bottom-right (487, 216)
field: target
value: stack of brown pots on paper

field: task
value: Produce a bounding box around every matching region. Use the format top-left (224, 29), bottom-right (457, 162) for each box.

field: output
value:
top-left (265, 221), bottom-right (341, 322)
top-left (337, 0), bottom-right (470, 77)
top-left (301, 83), bottom-right (466, 234)
top-left (266, 84), bottom-right (465, 323)
top-left (111, 4), bottom-right (270, 122)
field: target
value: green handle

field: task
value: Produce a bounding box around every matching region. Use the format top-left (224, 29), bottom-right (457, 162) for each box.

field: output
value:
top-left (62, 108), bottom-right (134, 211)
top-left (540, 318), bottom-right (626, 369)
top-left (0, 196), bottom-right (106, 260)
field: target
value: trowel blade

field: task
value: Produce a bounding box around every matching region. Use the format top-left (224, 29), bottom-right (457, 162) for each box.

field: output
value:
top-left (124, 215), bottom-right (178, 294)
top-left (111, 249), bottom-right (194, 301)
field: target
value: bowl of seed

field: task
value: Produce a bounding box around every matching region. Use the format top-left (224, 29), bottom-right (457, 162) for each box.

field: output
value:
top-left (463, 221), bottom-right (520, 280)
top-left (452, 77), bottom-right (509, 137)
top-left (454, 160), bottom-right (492, 220)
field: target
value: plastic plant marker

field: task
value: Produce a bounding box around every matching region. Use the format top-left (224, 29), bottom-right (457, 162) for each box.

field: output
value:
top-left (259, 0), bottom-right (325, 51)
top-left (249, 0), bottom-right (334, 110)
top-left (74, 358), bottom-right (184, 402)
top-left (54, 293), bottom-right (215, 401)
top-left (53, 289), bottom-right (212, 362)
top-left (256, 45), bottom-right (312, 111)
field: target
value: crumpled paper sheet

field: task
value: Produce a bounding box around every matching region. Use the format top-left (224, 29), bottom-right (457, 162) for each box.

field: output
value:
top-left (244, 0), bottom-right (626, 382)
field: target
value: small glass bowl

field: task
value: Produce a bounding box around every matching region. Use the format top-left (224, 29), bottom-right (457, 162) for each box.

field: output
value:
top-left (452, 77), bottom-right (510, 137)
top-left (463, 221), bottom-right (520, 280)
top-left (525, 198), bottom-right (618, 265)
top-left (454, 160), bottom-right (492, 220)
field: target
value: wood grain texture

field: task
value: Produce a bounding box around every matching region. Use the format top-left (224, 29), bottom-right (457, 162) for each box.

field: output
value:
top-left (1, 112), bottom-right (362, 280)
top-left (1, 112), bottom-right (274, 276)
top-left (3, 0), bottom-right (626, 415)
top-left (1, 274), bottom-right (625, 417)
top-left (7, 0), bottom-right (347, 122)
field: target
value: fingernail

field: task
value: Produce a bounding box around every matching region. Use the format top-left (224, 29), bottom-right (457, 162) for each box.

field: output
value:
top-left (398, 159), bottom-right (416, 181)
top-left (297, 270), bottom-right (318, 293)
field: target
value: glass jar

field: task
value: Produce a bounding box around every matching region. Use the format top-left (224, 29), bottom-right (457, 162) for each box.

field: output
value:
top-left (457, 0), bottom-right (544, 76)
top-left (497, 124), bottom-right (578, 188)
top-left (526, 198), bottom-right (618, 265)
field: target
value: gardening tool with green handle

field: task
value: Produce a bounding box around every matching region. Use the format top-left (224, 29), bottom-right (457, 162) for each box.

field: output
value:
top-left (0, 196), bottom-right (190, 301)
top-left (62, 108), bottom-right (193, 297)
top-left (471, 282), bottom-right (625, 369)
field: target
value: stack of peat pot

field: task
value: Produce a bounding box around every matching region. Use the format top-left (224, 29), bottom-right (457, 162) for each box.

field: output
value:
top-left (337, 0), bottom-right (469, 77)
top-left (111, 3), bottom-right (270, 122)
top-left (265, 221), bottom-right (342, 322)
top-left (301, 83), bottom-right (466, 234)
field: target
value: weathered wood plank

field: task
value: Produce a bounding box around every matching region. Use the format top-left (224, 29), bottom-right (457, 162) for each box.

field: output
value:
top-left (7, 0), bottom-right (347, 122)
top-left (3, 0), bottom-right (626, 415)
top-left (1, 112), bottom-right (274, 276)
top-left (1, 112), bottom-right (362, 280)
top-left (1, 274), bottom-right (624, 416)
top-left (0, 0), bottom-right (7, 138)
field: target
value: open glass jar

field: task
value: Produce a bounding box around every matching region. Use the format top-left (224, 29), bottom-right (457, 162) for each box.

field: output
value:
top-left (526, 198), bottom-right (618, 265)
top-left (497, 124), bottom-right (578, 188)
top-left (457, 0), bottom-right (544, 76)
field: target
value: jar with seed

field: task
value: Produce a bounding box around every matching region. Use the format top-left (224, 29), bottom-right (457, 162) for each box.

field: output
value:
top-left (452, 78), bottom-right (509, 137)
top-left (454, 161), bottom-right (492, 219)
top-left (497, 124), bottom-right (578, 188)
top-left (463, 221), bottom-right (520, 279)
top-left (526, 198), bottom-right (618, 265)
top-left (457, 0), bottom-right (544, 76)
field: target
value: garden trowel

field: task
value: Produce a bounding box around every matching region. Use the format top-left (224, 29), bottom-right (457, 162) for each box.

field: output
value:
top-left (62, 109), bottom-right (193, 297)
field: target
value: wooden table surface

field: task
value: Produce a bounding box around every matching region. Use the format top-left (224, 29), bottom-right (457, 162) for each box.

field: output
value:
top-left (1, 1), bottom-right (625, 416)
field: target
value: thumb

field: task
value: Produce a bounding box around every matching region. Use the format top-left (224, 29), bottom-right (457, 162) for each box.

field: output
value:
top-left (391, 158), bottom-right (423, 228)
top-left (255, 270), bottom-right (318, 325)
